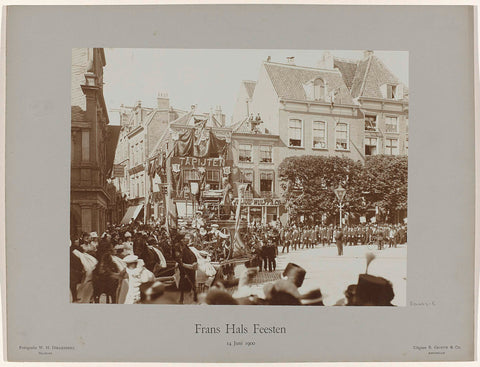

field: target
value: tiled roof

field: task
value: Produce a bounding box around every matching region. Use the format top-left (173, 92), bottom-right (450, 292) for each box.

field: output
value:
top-left (333, 58), bottom-right (357, 90)
top-left (263, 62), bottom-right (354, 105)
top-left (232, 117), bottom-right (256, 134)
top-left (231, 117), bottom-right (276, 136)
top-left (350, 58), bottom-right (370, 98)
top-left (243, 81), bottom-right (256, 98)
top-left (171, 111), bottom-right (224, 128)
top-left (350, 55), bottom-right (408, 101)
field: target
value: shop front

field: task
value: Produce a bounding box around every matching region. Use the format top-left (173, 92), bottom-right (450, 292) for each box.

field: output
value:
top-left (233, 197), bottom-right (284, 225)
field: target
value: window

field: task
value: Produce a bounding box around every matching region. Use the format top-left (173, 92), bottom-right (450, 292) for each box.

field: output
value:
top-left (365, 115), bottom-right (377, 131)
top-left (289, 119), bottom-right (303, 147)
top-left (313, 78), bottom-right (325, 101)
top-left (312, 121), bottom-right (327, 149)
top-left (140, 140), bottom-right (144, 162)
top-left (184, 170), bottom-right (200, 181)
top-left (365, 137), bottom-right (377, 156)
top-left (81, 131), bottom-right (90, 162)
top-left (385, 116), bottom-right (398, 133)
top-left (335, 123), bottom-right (349, 150)
top-left (387, 84), bottom-right (397, 99)
top-left (240, 169), bottom-right (254, 185)
top-left (385, 139), bottom-right (399, 155)
top-left (239, 144), bottom-right (252, 162)
top-left (139, 175), bottom-right (144, 197)
top-left (206, 170), bottom-right (220, 182)
top-left (260, 172), bottom-right (274, 193)
top-left (405, 137), bottom-right (408, 153)
top-left (260, 145), bottom-right (272, 163)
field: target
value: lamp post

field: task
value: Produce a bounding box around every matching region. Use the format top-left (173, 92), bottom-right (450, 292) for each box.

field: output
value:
top-left (334, 184), bottom-right (346, 228)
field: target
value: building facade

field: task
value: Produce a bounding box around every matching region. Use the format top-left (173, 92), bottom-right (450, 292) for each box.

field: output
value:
top-left (230, 117), bottom-right (284, 224)
top-left (111, 93), bottom-right (186, 223)
top-left (71, 48), bottom-right (120, 237)
top-left (334, 50), bottom-right (409, 157)
top-left (231, 51), bottom-right (409, 223)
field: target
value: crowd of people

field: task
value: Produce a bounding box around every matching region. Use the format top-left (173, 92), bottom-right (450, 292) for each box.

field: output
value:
top-left (69, 212), bottom-right (406, 305)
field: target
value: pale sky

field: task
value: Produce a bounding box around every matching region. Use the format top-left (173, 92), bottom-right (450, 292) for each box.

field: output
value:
top-left (103, 49), bottom-right (408, 125)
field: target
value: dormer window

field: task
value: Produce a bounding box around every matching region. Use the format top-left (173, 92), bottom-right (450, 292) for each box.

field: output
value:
top-left (314, 78), bottom-right (326, 101)
top-left (387, 84), bottom-right (397, 99)
top-left (381, 83), bottom-right (404, 100)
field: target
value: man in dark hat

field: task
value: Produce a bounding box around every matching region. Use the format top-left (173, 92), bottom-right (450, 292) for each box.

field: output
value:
top-left (334, 227), bottom-right (344, 256)
top-left (354, 274), bottom-right (395, 306)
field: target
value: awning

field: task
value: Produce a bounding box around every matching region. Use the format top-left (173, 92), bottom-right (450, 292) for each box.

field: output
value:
top-left (120, 204), bottom-right (144, 225)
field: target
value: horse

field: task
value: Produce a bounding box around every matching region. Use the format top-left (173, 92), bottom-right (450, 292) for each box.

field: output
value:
top-left (92, 252), bottom-right (123, 303)
top-left (173, 239), bottom-right (198, 304)
top-left (133, 237), bottom-right (166, 276)
top-left (70, 249), bottom-right (85, 302)
top-left (89, 238), bottom-right (126, 303)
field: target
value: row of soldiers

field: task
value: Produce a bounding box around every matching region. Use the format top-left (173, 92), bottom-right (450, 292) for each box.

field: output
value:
top-left (278, 224), bottom-right (407, 253)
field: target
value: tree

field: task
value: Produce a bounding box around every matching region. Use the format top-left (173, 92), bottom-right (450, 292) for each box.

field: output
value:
top-left (361, 155), bottom-right (408, 223)
top-left (278, 155), bottom-right (366, 224)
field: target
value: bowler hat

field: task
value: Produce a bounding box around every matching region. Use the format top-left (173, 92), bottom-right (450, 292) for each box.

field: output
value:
top-left (282, 263), bottom-right (306, 288)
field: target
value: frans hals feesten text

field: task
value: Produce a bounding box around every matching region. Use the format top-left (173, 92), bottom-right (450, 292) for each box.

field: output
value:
top-left (195, 323), bottom-right (287, 334)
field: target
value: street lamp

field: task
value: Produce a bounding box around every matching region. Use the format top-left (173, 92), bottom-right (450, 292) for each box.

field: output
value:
top-left (334, 184), bottom-right (346, 228)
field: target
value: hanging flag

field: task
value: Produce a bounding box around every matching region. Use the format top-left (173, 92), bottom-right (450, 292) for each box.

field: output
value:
top-left (232, 184), bottom-right (248, 257)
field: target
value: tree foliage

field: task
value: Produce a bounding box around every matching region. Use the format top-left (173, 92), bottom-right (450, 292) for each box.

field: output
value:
top-left (361, 155), bottom-right (408, 219)
top-left (278, 155), bottom-right (407, 223)
top-left (278, 155), bottom-right (366, 222)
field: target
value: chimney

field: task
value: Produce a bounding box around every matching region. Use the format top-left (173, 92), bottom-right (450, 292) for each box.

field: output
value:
top-left (157, 92), bottom-right (170, 110)
top-left (317, 51), bottom-right (334, 70)
top-left (136, 100), bottom-right (142, 108)
top-left (363, 50), bottom-right (374, 59)
top-left (286, 57), bottom-right (295, 65)
top-left (215, 105), bottom-right (225, 126)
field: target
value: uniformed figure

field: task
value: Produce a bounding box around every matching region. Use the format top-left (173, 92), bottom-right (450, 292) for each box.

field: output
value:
top-left (334, 227), bottom-right (344, 256)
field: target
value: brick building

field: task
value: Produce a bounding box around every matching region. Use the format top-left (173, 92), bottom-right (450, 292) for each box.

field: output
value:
top-left (70, 48), bottom-right (121, 237)
top-left (111, 93), bottom-right (186, 223)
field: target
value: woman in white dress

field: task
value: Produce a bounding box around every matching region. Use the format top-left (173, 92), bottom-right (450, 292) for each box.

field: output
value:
top-left (122, 254), bottom-right (154, 304)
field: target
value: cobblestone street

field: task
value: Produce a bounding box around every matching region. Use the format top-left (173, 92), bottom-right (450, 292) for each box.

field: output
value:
top-left (240, 243), bottom-right (407, 306)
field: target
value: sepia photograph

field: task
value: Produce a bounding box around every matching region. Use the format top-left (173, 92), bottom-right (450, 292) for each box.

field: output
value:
top-left (70, 48), bottom-right (409, 306)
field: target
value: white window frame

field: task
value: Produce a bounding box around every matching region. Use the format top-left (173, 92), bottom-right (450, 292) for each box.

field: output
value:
top-left (385, 138), bottom-right (399, 155)
top-left (288, 118), bottom-right (304, 148)
top-left (313, 78), bottom-right (326, 101)
top-left (365, 114), bottom-right (378, 132)
top-left (312, 120), bottom-right (327, 149)
top-left (364, 137), bottom-right (378, 156)
top-left (240, 169), bottom-right (254, 185)
top-left (260, 171), bottom-right (275, 194)
top-left (385, 115), bottom-right (399, 133)
top-left (335, 122), bottom-right (350, 151)
top-left (260, 145), bottom-right (273, 163)
top-left (387, 84), bottom-right (398, 99)
top-left (238, 143), bottom-right (253, 162)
